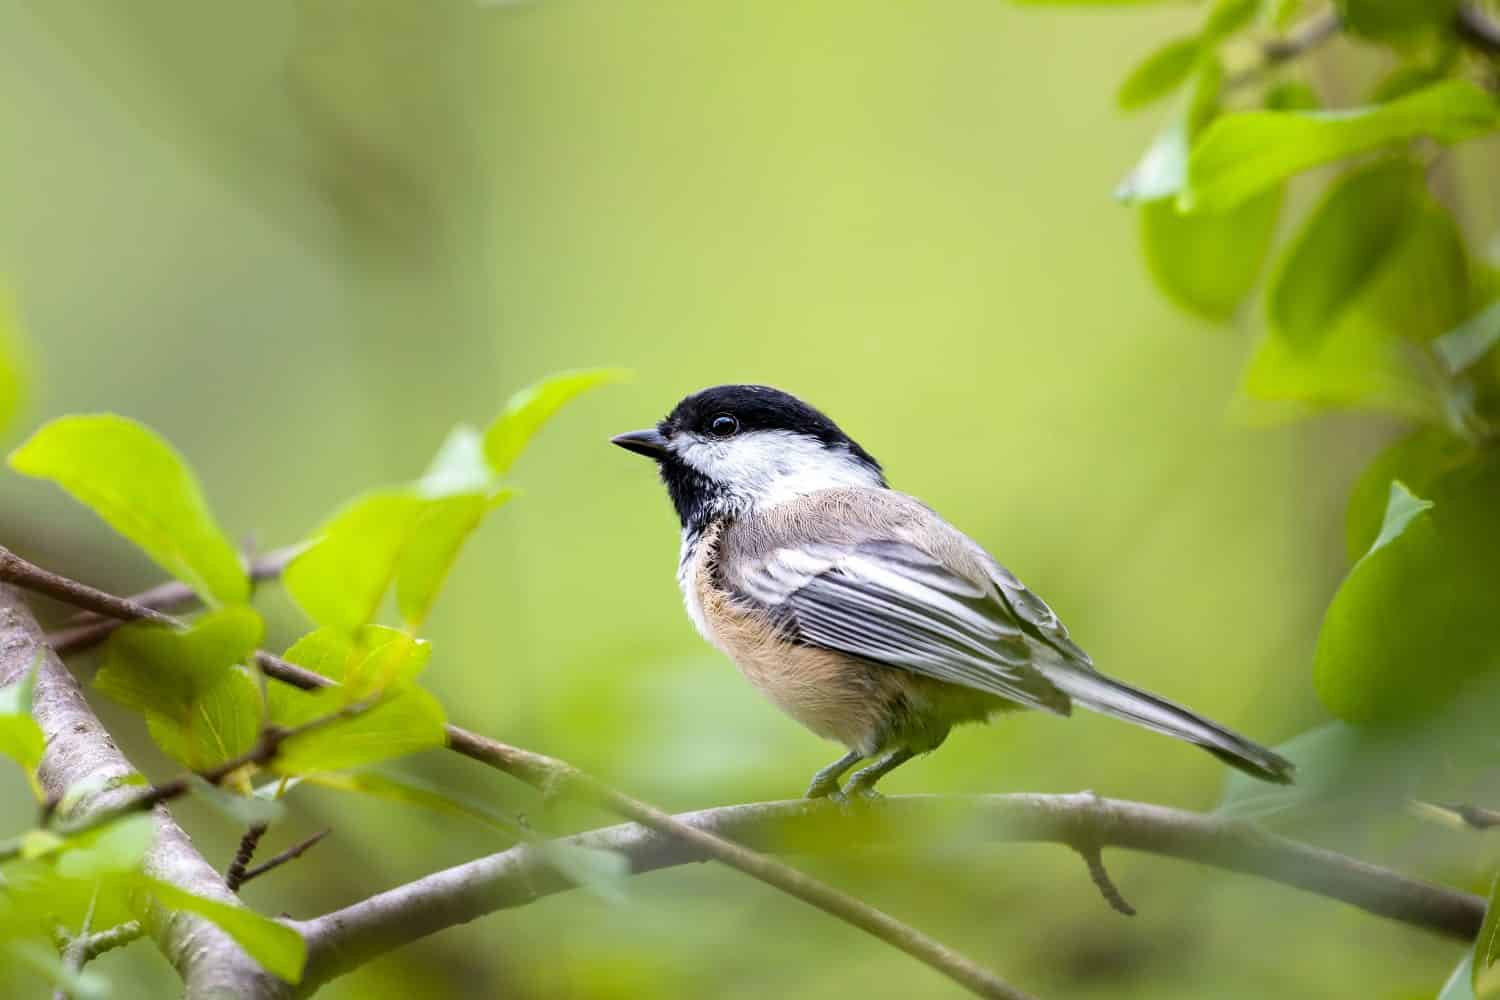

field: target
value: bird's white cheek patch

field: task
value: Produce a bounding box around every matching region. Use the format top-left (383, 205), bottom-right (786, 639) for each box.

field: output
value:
top-left (675, 431), bottom-right (882, 512)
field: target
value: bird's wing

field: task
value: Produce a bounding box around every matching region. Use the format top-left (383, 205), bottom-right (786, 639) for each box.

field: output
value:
top-left (728, 534), bottom-right (1074, 715)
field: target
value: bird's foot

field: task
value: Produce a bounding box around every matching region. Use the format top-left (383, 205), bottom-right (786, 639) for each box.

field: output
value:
top-left (805, 775), bottom-right (842, 800)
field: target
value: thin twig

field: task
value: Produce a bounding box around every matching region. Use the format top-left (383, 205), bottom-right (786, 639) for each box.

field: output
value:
top-left (226, 824), bottom-right (269, 893)
top-left (0, 699), bottom-right (375, 863)
top-left (237, 830), bottom-right (331, 888)
top-left (1225, 10), bottom-right (1341, 92)
top-left (80, 921), bottom-right (143, 961)
top-left (51, 889), bottom-right (98, 1000)
top-left (1076, 844), bottom-right (1136, 916)
top-left (23, 552), bottom-right (1034, 1000)
top-left (0, 547), bottom-right (177, 629)
top-left (41, 548), bottom-right (295, 656)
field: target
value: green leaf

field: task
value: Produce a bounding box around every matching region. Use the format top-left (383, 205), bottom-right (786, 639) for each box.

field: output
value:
top-left (266, 683), bottom-right (446, 775)
top-left (1446, 956), bottom-right (1478, 1000)
top-left (415, 424), bottom-right (492, 499)
top-left (1217, 722), bottom-right (1363, 819)
top-left (0, 651), bottom-right (44, 772)
top-left (281, 626), bottom-right (431, 700)
top-left (6, 940), bottom-right (109, 1000)
top-left (1264, 80), bottom-right (1321, 112)
top-left (1266, 160), bottom-right (1422, 349)
top-left (96, 607), bottom-right (262, 721)
top-left (301, 770), bottom-right (522, 835)
top-left (1344, 428), bottom-right (1470, 561)
top-left (340, 629), bottom-right (431, 700)
top-left (1435, 300), bottom-right (1500, 375)
top-left (1244, 165), bottom-right (1468, 421)
top-left (1116, 37), bottom-right (1199, 111)
top-left (1371, 61), bottom-right (1455, 103)
top-left (54, 815), bottom-right (155, 879)
top-left (146, 665), bottom-right (263, 772)
top-left (281, 627), bottom-right (356, 679)
top-left (146, 879), bottom-right (305, 983)
top-left (1183, 81), bottom-right (1500, 212)
top-left (1140, 185), bottom-right (1282, 320)
top-left (1202, 0), bottom-right (1260, 40)
top-left (283, 490), bottom-right (424, 631)
top-left (54, 772), bottom-right (148, 818)
top-left (482, 368), bottom-right (628, 477)
top-left (1117, 118), bottom-right (1191, 203)
top-left (1271, 0), bottom-right (1304, 29)
top-left (1477, 872), bottom-right (1500, 998)
top-left (1337, 0), bottom-right (1460, 43)
top-left (8, 415), bottom-right (248, 604)
top-left (395, 490), bottom-right (515, 629)
top-left (187, 775), bottom-right (285, 827)
top-left (1315, 458), bottom-right (1500, 723)
top-left (1365, 480), bottom-right (1434, 556)
top-left (1116, 58), bottom-right (1222, 203)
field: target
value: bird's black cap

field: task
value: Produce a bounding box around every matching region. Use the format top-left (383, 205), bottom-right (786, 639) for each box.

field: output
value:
top-left (660, 385), bottom-right (883, 473)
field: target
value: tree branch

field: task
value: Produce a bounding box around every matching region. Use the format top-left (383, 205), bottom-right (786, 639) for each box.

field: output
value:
top-left (40, 548), bottom-right (295, 656)
top-left (290, 792), bottom-right (1484, 995)
top-left (1225, 10), bottom-right (1341, 92)
top-left (226, 824), bottom-right (270, 893)
top-left (18, 553), bottom-right (1034, 1000)
top-left (1457, 3), bottom-right (1500, 56)
top-left (237, 829), bottom-right (331, 888)
top-left (0, 585), bottom-right (288, 998)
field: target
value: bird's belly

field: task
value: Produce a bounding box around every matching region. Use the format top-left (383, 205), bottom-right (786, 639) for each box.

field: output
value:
top-left (680, 521), bottom-right (1010, 752)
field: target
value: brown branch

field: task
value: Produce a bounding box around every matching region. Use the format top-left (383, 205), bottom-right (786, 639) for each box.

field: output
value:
top-left (226, 824), bottom-right (270, 893)
top-left (0, 584), bottom-right (286, 998)
top-left (289, 792), bottom-right (1484, 996)
top-left (41, 548), bottom-right (295, 656)
top-left (1075, 844), bottom-right (1135, 917)
top-left (238, 830), bottom-right (332, 888)
top-left (1458, 3), bottom-right (1500, 56)
top-left (1225, 10), bottom-right (1341, 92)
top-left (23, 553), bottom-right (1033, 1000)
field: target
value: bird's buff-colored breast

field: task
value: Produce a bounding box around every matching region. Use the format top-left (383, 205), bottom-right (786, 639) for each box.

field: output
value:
top-left (680, 520), bottom-right (896, 748)
top-left (680, 519), bottom-right (999, 754)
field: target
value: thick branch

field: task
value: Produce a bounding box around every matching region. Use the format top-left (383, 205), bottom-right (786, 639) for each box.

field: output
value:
top-left (292, 792), bottom-right (1484, 995)
top-left (0, 585), bottom-right (288, 999)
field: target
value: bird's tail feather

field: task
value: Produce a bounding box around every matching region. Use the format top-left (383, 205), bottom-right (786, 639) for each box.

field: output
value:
top-left (1045, 669), bottom-right (1294, 785)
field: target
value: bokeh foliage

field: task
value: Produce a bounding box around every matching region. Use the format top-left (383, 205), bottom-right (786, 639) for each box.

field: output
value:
top-left (1, 0), bottom-right (1498, 997)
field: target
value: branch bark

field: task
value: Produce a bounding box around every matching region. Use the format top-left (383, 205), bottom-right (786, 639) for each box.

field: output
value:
top-left (0, 585), bottom-right (289, 998)
top-left (290, 792), bottom-right (1485, 996)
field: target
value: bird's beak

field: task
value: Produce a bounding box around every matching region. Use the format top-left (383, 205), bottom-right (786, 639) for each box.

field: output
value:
top-left (611, 428), bottom-right (670, 459)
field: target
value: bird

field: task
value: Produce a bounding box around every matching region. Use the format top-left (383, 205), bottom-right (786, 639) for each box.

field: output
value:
top-left (612, 385), bottom-right (1294, 801)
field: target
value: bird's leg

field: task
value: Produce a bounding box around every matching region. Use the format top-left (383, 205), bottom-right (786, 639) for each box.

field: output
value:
top-left (805, 749), bottom-right (865, 799)
top-left (840, 748), bottom-right (915, 801)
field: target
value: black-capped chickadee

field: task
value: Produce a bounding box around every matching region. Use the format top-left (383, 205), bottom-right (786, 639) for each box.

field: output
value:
top-left (613, 385), bottom-right (1293, 800)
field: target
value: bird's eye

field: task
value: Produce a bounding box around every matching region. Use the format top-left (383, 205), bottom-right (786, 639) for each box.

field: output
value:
top-left (708, 414), bottom-right (739, 438)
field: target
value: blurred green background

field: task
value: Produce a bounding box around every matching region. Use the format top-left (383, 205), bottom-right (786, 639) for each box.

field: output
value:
top-left (0, 1), bottom-right (1463, 997)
